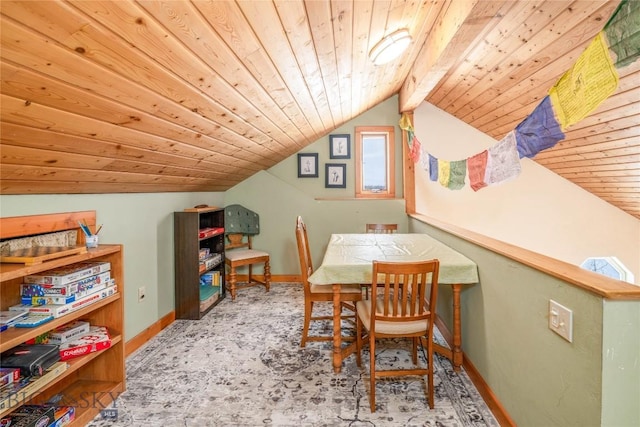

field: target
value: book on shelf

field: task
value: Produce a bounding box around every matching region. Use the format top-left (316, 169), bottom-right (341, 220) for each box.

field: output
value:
top-left (200, 271), bottom-right (221, 287)
top-left (24, 261), bottom-right (111, 286)
top-left (198, 227), bottom-right (224, 239)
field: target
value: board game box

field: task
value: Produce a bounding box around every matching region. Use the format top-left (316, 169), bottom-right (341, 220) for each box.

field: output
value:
top-left (27, 284), bottom-right (117, 318)
top-left (0, 405), bottom-right (55, 427)
top-left (0, 368), bottom-right (20, 386)
top-left (24, 261), bottom-right (111, 286)
top-left (21, 271), bottom-right (111, 298)
top-left (0, 310), bottom-right (29, 325)
top-left (47, 320), bottom-right (90, 344)
top-left (59, 326), bottom-right (111, 361)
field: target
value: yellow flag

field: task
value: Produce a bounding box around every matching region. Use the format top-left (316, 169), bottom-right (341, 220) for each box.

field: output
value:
top-left (549, 32), bottom-right (619, 129)
top-left (438, 159), bottom-right (450, 187)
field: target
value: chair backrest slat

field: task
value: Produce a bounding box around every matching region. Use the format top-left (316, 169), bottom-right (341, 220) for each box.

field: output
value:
top-left (295, 216), bottom-right (314, 293)
top-left (371, 260), bottom-right (440, 325)
top-left (366, 223), bottom-right (398, 234)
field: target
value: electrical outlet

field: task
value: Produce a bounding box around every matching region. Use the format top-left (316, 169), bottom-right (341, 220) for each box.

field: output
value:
top-left (138, 286), bottom-right (146, 303)
top-left (549, 299), bottom-right (573, 342)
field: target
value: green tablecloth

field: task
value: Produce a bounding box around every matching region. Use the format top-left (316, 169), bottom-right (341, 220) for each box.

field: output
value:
top-left (308, 234), bottom-right (479, 285)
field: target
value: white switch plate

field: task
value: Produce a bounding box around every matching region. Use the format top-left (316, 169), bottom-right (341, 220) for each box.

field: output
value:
top-left (549, 299), bottom-right (573, 342)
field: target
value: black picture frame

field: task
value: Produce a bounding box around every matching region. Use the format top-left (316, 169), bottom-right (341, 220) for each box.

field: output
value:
top-left (297, 153), bottom-right (318, 178)
top-left (329, 134), bottom-right (351, 159)
top-left (325, 163), bottom-right (346, 188)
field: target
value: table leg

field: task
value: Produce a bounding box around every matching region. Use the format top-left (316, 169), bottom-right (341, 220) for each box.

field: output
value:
top-left (450, 284), bottom-right (463, 370)
top-left (432, 283), bottom-right (464, 371)
top-left (332, 283), bottom-right (342, 373)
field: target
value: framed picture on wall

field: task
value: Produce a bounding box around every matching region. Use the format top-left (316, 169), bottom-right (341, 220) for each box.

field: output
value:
top-left (329, 134), bottom-right (350, 159)
top-left (325, 163), bottom-right (346, 188)
top-left (298, 153), bottom-right (319, 178)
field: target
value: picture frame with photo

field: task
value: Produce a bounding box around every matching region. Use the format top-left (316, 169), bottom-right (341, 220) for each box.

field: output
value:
top-left (329, 134), bottom-right (351, 159)
top-left (325, 163), bottom-right (346, 188)
top-left (298, 153), bottom-right (319, 178)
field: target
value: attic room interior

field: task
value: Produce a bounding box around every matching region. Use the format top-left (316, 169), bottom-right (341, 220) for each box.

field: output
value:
top-left (1, 1), bottom-right (639, 426)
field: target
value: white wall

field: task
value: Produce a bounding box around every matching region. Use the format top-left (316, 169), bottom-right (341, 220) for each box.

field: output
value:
top-left (413, 102), bottom-right (640, 283)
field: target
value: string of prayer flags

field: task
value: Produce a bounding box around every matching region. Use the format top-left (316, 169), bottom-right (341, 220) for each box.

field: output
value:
top-left (604, 0), bottom-right (640, 68)
top-left (409, 135), bottom-right (421, 163)
top-left (548, 32), bottom-right (619, 129)
top-left (399, 113), bottom-right (421, 163)
top-left (515, 95), bottom-right (565, 159)
top-left (429, 154), bottom-right (438, 182)
top-left (484, 131), bottom-right (521, 185)
top-left (437, 159), bottom-right (451, 187)
top-left (467, 150), bottom-right (489, 192)
top-left (448, 160), bottom-right (467, 190)
top-left (415, 3), bottom-right (633, 193)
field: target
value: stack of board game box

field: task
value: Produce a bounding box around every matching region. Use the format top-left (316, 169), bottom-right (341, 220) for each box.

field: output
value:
top-left (9, 261), bottom-right (117, 321)
top-left (25, 321), bottom-right (112, 361)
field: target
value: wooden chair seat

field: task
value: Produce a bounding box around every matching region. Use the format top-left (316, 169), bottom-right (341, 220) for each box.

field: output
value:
top-left (225, 233), bottom-right (270, 301)
top-left (356, 259), bottom-right (440, 412)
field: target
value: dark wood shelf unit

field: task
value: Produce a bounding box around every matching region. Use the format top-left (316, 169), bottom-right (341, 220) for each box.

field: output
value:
top-left (174, 207), bottom-right (226, 320)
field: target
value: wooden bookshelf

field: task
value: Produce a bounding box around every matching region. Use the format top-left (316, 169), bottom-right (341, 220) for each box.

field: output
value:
top-left (0, 211), bottom-right (125, 424)
top-left (174, 207), bottom-right (226, 319)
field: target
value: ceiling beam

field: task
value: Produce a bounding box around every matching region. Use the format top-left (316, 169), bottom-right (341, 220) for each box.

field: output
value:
top-left (398, 0), bottom-right (508, 112)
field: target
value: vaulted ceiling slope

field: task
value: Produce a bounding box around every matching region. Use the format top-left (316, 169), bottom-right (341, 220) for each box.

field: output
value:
top-left (1, 1), bottom-right (638, 219)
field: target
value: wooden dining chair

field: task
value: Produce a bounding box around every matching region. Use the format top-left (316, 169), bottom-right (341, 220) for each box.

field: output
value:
top-left (365, 223), bottom-right (398, 234)
top-left (295, 216), bottom-right (363, 347)
top-left (355, 259), bottom-right (440, 412)
top-left (224, 205), bottom-right (270, 301)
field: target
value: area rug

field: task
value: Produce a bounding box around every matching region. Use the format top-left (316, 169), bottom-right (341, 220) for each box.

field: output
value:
top-left (88, 285), bottom-right (499, 427)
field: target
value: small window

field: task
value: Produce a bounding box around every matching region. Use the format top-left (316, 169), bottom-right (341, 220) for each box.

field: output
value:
top-left (580, 257), bottom-right (635, 284)
top-left (354, 126), bottom-right (395, 199)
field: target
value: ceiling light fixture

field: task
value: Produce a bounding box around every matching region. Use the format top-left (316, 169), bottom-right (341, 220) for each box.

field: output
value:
top-left (369, 29), bottom-right (412, 65)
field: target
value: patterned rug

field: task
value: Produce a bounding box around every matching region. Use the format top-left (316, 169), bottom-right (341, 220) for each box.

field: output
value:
top-left (88, 285), bottom-right (499, 427)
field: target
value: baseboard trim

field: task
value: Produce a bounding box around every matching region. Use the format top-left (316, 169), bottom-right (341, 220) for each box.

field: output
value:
top-left (125, 311), bottom-right (175, 357)
top-left (235, 274), bottom-right (300, 283)
top-left (435, 316), bottom-right (514, 427)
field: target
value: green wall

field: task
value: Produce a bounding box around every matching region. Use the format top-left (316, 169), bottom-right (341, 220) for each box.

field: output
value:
top-left (225, 95), bottom-right (409, 274)
top-left (0, 192), bottom-right (224, 340)
top-left (409, 217), bottom-right (640, 427)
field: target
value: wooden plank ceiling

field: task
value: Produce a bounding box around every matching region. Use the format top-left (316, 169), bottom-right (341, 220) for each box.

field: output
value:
top-left (1, 1), bottom-right (638, 219)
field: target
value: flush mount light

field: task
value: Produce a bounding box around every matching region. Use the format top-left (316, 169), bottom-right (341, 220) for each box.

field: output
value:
top-left (369, 29), bottom-right (412, 65)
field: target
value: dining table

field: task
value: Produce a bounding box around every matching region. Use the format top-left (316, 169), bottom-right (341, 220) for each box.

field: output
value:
top-left (308, 233), bottom-right (479, 373)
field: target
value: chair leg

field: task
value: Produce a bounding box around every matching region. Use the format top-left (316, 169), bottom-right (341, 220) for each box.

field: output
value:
top-left (264, 260), bottom-right (271, 292)
top-left (412, 337), bottom-right (418, 365)
top-left (227, 267), bottom-right (237, 301)
top-left (301, 300), bottom-right (313, 347)
top-left (355, 314), bottom-right (362, 367)
top-left (369, 333), bottom-right (376, 412)
top-left (427, 339), bottom-right (434, 409)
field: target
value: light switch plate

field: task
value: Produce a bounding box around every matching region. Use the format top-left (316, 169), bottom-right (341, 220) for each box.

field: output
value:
top-left (549, 299), bottom-right (573, 342)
